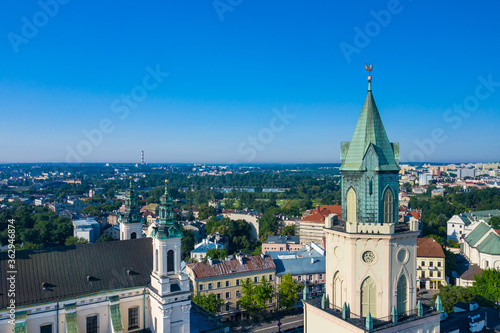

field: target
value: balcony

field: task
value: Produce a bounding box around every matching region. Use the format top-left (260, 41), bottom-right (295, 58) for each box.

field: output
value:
top-left (303, 296), bottom-right (438, 332)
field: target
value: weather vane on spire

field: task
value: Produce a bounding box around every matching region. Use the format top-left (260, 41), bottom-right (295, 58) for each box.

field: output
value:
top-left (365, 63), bottom-right (373, 81)
top-left (365, 63), bottom-right (373, 90)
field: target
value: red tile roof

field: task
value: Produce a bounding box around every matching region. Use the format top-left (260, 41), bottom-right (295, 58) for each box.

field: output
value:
top-left (495, 229), bottom-right (500, 236)
top-left (187, 255), bottom-right (276, 279)
top-left (300, 205), bottom-right (342, 223)
top-left (409, 211), bottom-right (420, 220)
top-left (417, 238), bottom-right (445, 258)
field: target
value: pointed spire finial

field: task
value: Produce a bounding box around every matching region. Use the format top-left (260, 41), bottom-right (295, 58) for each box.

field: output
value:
top-left (129, 176), bottom-right (133, 188)
top-left (365, 63), bottom-right (373, 91)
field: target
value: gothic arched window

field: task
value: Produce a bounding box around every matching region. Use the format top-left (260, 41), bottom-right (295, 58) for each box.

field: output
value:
top-left (167, 250), bottom-right (175, 272)
top-left (361, 277), bottom-right (377, 317)
top-left (333, 271), bottom-right (343, 309)
top-left (131, 232), bottom-right (137, 239)
top-left (397, 275), bottom-right (408, 314)
top-left (347, 188), bottom-right (357, 223)
top-left (384, 188), bottom-right (394, 224)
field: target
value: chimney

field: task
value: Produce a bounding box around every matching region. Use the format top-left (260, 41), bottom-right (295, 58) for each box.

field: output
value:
top-left (311, 258), bottom-right (314, 264)
top-left (207, 256), bottom-right (213, 266)
top-left (236, 253), bottom-right (244, 265)
top-left (316, 205), bottom-right (320, 213)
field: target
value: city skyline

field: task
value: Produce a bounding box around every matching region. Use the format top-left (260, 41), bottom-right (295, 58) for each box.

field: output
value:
top-left (1, 1), bottom-right (500, 164)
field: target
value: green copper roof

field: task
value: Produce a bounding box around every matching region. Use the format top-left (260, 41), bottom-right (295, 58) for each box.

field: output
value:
top-left (340, 88), bottom-right (399, 171)
top-left (464, 221), bottom-right (491, 247)
top-left (65, 311), bottom-right (79, 333)
top-left (119, 177), bottom-right (144, 225)
top-left (151, 181), bottom-right (183, 239)
top-left (476, 232), bottom-right (500, 255)
top-left (14, 321), bottom-right (27, 333)
top-left (110, 304), bottom-right (124, 332)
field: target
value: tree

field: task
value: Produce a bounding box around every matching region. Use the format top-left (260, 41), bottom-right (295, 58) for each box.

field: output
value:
top-left (206, 248), bottom-right (228, 261)
top-left (191, 293), bottom-right (224, 315)
top-left (64, 236), bottom-right (89, 246)
top-left (490, 216), bottom-right (500, 229)
top-left (278, 273), bottom-right (302, 310)
top-left (434, 285), bottom-right (474, 313)
top-left (239, 277), bottom-right (274, 317)
top-left (472, 268), bottom-right (500, 306)
top-left (281, 225), bottom-right (295, 236)
top-left (97, 234), bottom-right (114, 242)
top-left (181, 229), bottom-right (195, 260)
top-left (198, 204), bottom-right (216, 220)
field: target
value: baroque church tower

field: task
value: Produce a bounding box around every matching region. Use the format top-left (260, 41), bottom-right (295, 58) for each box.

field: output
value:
top-left (119, 176), bottom-right (145, 240)
top-left (324, 68), bottom-right (421, 320)
top-left (148, 179), bottom-right (191, 333)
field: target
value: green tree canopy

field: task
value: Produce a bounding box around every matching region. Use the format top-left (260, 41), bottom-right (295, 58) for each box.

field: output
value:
top-left (238, 277), bottom-right (274, 317)
top-left (191, 293), bottom-right (224, 315)
top-left (278, 273), bottom-right (302, 310)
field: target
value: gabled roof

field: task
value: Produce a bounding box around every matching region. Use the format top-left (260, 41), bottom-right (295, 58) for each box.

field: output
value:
top-left (300, 205), bottom-right (342, 223)
top-left (476, 232), bottom-right (500, 255)
top-left (0, 238), bottom-right (153, 308)
top-left (416, 238), bottom-right (445, 258)
top-left (340, 89), bottom-right (399, 172)
top-left (464, 221), bottom-right (491, 247)
top-left (187, 255), bottom-right (275, 279)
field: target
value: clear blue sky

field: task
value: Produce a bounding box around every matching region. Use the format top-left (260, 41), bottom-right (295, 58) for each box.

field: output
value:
top-left (1, 0), bottom-right (499, 164)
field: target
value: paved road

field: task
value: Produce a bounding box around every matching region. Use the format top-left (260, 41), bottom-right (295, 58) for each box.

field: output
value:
top-left (232, 314), bottom-right (304, 333)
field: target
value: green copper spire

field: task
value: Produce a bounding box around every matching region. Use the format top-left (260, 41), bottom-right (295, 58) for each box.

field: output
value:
top-left (119, 176), bottom-right (143, 224)
top-left (340, 68), bottom-right (399, 172)
top-left (151, 179), bottom-right (183, 239)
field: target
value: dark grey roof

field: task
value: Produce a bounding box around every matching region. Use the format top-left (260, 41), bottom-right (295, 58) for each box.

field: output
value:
top-left (265, 235), bottom-right (300, 244)
top-left (0, 238), bottom-right (152, 308)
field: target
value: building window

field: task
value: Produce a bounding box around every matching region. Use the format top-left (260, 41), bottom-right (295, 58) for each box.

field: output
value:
top-left (485, 260), bottom-right (489, 267)
top-left (236, 279), bottom-right (240, 286)
top-left (269, 275), bottom-right (273, 281)
top-left (208, 283), bottom-right (212, 290)
top-left (167, 250), bottom-right (175, 272)
top-left (40, 324), bottom-right (52, 333)
top-left (437, 262), bottom-right (441, 267)
top-left (155, 249), bottom-right (158, 272)
top-left (217, 282), bottom-right (221, 288)
top-left (225, 303), bottom-right (230, 312)
top-left (298, 276), bottom-right (301, 282)
top-left (429, 261), bottom-right (433, 267)
top-left (333, 271), bottom-right (343, 309)
top-left (236, 290), bottom-right (241, 297)
top-left (384, 189), bottom-right (394, 224)
top-left (430, 271), bottom-right (433, 277)
top-left (131, 232), bottom-right (137, 239)
top-left (226, 281), bottom-right (230, 287)
top-left (86, 315), bottom-right (98, 333)
top-left (199, 284), bottom-right (204, 291)
top-left (309, 275), bottom-right (313, 281)
top-left (422, 271), bottom-right (425, 278)
top-left (226, 292), bottom-right (230, 299)
top-left (397, 275), bottom-right (408, 314)
top-left (217, 293), bottom-right (221, 299)
top-left (254, 277), bottom-right (258, 283)
top-left (128, 306), bottom-right (139, 330)
top-left (319, 274), bottom-right (323, 280)
top-left (361, 277), bottom-right (377, 317)
top-left (421, 261), bottom-right (425, 266)
top-left (347, 188), bottom-right (357, 223)
top-left (262, 275), bottom-right (265, 281)
top-left (437, 271), bottom-right (441, 278)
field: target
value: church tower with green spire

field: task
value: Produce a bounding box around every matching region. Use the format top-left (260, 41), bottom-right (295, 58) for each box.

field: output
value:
top-left (318, 68), bottom-right (423, 325)
top-left (340, 72), bottom-right (400, 232)
top-left (149, 179), bottom-right (191, 333)
top-left (118, 176), bottom-right (144, 240)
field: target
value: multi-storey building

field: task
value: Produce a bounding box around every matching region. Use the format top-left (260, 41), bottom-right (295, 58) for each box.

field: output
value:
top-left (297, 205), bottom-right (342, 246)
top-left (186, 254), bottom-right (276, 320)
top-left (446, 209), bottom-right (500, 242)
top-left (416, 238), bottom-right (447, 290)
top-left (261, 235), bottom-right (302, 253)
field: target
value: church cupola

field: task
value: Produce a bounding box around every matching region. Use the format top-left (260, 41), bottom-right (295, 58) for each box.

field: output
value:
top-left (340, 65), bottom-right (400, 233)
top-left (119, 176), bottom-right (144, 240)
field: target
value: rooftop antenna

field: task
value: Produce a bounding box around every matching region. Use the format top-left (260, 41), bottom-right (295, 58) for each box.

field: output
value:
top-left (365, 63), bottom-right (373, 91)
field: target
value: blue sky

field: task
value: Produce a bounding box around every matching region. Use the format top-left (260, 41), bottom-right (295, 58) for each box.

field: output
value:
top-left (1, 0), bottom-right (499, 164)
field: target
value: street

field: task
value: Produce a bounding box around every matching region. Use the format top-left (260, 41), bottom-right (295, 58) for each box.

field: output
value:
top-left (231, 313), bottom-right (304, 333)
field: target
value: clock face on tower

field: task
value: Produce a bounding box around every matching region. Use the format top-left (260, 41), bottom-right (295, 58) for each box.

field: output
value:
top-left (362, 250), bottom-right (375, 264)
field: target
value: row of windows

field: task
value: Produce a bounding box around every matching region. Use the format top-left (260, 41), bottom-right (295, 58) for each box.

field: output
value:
top-left (38, 307), bottom-right (139, 333)
top-left (346, 187), bottom-right (395, 224)
top-left (296, 274), bottom-right (323, 282)
top-left (420, 261), bottom-right (442, 267)
top-left (421, 271), bottom-right (442, 278)
top-left (199, 275), bottom-right (273, 291)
